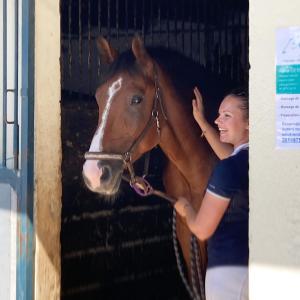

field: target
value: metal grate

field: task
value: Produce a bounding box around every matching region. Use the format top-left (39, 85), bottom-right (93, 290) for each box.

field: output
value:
top-left (61, 0), bottom-right (249, 96)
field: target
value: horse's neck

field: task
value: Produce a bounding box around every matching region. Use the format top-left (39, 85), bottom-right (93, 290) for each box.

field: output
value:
top-left (159, 83), bottom-right (216, 204)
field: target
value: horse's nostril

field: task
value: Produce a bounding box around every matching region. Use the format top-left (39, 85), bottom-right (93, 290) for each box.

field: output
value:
top-left (100, 166), bottom-right (111, 182)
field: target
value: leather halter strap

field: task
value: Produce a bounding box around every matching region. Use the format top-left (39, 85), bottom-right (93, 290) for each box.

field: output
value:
top-left (124, 65), bottom-right (168, 157)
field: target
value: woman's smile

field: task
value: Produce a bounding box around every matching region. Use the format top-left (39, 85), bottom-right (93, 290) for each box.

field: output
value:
top-left (215, 95), bottom-right (249, 148)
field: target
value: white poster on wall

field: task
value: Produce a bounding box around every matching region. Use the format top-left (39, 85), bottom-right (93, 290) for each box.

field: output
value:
top-left (276, 27), bottom-right (300, 148)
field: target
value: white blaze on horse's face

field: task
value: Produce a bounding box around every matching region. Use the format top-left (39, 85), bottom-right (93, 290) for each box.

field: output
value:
top-left (89, 78), bottom-right (122, 152)
top-left (82, 77), bottom-right (123, 193)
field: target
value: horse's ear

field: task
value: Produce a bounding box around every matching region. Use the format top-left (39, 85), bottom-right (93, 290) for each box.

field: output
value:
top-left (132, 35), bottom-right (154, 77)
top-left (96, 36), bottom-right (118, 64)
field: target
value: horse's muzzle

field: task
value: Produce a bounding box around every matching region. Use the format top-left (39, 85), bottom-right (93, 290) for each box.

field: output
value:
top-left (82, 155), bottom-right (125, 195)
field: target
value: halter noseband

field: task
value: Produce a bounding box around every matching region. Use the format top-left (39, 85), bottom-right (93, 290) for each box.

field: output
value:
top-left (84, 66), bottom-right (174, 203)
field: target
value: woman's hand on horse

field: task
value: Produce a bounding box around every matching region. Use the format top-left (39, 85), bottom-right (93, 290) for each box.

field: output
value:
top-left (192, 87), bottom-right (206, 126)
top-left (174, 197), bottom-right (190, 218)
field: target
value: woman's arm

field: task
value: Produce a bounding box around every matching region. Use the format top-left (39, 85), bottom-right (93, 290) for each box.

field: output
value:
top-left (192, 87), bottom-right (233, 159)
top-left (175, 192), bottom-right (230, 241)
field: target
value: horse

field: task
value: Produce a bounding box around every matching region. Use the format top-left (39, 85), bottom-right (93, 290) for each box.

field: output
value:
top-left (82, 36), bottom-right (232, 299)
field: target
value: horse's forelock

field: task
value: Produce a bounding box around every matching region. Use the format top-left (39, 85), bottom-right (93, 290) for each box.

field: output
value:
top-left (107, 50), bottom-right (142, 78)
top-left (106, 47), bottom-right (209, 94)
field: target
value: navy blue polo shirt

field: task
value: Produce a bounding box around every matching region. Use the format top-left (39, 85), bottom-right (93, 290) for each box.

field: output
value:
top-left (206, 147), bottom-right (249, 268)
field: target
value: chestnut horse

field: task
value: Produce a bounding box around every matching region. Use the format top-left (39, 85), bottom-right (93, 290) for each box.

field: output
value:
top-left (83, 36), bottom-right (231, 299)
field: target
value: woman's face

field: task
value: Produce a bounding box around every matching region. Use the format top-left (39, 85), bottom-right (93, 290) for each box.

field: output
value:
top-left (215, 95), bottom-right (249, 148)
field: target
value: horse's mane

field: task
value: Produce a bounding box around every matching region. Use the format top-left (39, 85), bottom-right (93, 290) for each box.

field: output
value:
top-left (106, 46), bottom-right (235, 124)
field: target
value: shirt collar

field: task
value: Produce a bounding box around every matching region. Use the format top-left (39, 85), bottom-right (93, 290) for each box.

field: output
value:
top-left (231, 143), bottom-right (249, 156)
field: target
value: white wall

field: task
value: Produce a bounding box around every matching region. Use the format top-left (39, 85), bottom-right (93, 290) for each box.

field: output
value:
top-left (249, 1), bottom-right (300, 299)
top-left (0, 184), bottom-right (17, 300)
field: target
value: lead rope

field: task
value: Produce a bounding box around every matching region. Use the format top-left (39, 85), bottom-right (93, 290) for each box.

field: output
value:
top-left (190, 237), bottom-right (201, 300)
top-left (122, 159), bottom-right (205, 299)
top-left (172, 209), bottom-right (195, 299)
top-left (123, 156), bottom-right (205, 299)
top-left (172, 210), bottom-right (205, 300)
top-left (192, 235), bottom-right (206, 299)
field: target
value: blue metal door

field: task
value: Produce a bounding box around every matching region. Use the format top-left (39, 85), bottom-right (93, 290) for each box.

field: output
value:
top-left (0, 0), bottom-right (34, 299)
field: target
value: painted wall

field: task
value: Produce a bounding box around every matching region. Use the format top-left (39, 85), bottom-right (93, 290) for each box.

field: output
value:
top-left (34, 1), bottom-right (61, 299)
top-left (249, 1), bottom-right (300, 299)
top-left (0, 184), bottom-right (17, 300)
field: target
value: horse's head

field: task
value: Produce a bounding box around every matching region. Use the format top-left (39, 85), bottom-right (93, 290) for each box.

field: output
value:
top-left (82, 36), bottom-right (163, 195)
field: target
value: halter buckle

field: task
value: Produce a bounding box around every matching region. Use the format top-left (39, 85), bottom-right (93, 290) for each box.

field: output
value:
top-left (124, 151), bottom-right (132, 163)
top-left (151, 110), bottom-right (158, 118)
top-left (130, 176), bottom-right (153, 197)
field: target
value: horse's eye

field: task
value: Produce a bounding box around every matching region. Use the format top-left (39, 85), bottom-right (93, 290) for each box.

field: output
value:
top-left (131, 95), bottom-right (143, 105)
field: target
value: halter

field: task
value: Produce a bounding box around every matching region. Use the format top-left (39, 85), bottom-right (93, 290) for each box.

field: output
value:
top-left (84, 66), bottom-right (174, 203)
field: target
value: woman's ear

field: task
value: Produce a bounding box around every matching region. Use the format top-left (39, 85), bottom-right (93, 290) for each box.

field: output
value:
top-left (246, 120), bottom-right (249, 130)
